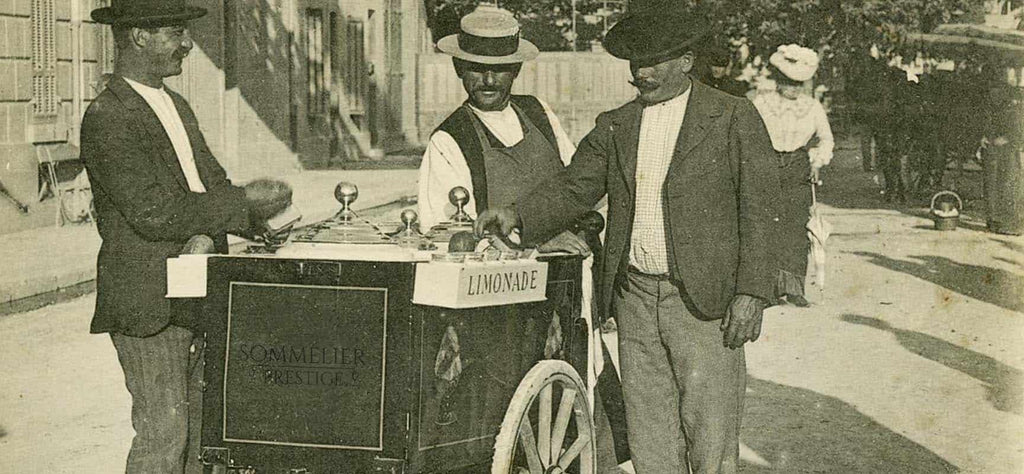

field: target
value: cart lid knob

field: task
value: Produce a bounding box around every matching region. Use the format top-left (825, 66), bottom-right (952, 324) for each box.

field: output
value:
top-left (401, 209), bottom-right (419, 228)
top-left (448, 186), bottom-right (470, 207)
top-left (334, 182), bottom-right (359, 205)
top-left (447, 186), bottom-right (473, 224)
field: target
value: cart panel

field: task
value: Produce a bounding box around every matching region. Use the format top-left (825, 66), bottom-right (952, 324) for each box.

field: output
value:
top-left (223, 282), bottom-right (387, 450)
top-left (411, 261), bottom-right (584, 471)
top-left (201, 258), bottom-right (415, 472)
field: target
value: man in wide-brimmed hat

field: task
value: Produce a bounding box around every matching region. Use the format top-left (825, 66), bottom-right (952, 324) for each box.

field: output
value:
top-left (81, 1), bottom-right (292, 472)
top-left (476, 9), bottom-right (780, 473)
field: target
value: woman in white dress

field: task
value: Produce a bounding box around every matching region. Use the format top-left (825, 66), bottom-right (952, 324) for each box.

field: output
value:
top-left (753, 44), bottom-right (834, 307)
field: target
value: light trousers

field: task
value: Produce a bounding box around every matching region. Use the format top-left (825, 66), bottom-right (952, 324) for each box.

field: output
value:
top-left (614, 269), bottom-right (745, 474)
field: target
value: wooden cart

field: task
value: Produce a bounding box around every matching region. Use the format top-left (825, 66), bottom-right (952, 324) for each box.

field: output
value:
top-left (190, 248), bottom-right (597, 473)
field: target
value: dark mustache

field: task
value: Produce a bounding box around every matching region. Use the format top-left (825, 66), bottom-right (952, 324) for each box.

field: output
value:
top-left (629, 79), bottom-right (658, 89)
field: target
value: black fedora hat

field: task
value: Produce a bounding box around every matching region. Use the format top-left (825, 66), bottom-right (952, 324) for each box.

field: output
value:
top-left (603, 11), bottom-right (710, 67)
top-left (92, 0), bottom-right (207, 26)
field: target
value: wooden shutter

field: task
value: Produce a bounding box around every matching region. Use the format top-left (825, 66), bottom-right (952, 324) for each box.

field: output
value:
top-left (32, 0), bottom-right (58, 117)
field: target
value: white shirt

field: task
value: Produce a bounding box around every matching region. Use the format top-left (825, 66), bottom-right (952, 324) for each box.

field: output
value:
top-left (752, 92), bottom-right (834, 169)
top-left (629, 87), bottom-right (691, 275)
top-left (124, 77), bottom-right (207, 193)
top-left (417, 99), bottom-right (576, 230)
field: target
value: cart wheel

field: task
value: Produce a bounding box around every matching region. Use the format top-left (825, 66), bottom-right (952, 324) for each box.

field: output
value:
top-left (492, 360), bottom-right (595, 474)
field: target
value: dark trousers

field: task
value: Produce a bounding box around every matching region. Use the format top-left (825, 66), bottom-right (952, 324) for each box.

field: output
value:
top-left (594, 338), bottom-right (631, 472)
top-left (775, 150), bottom-right (812, 297)
top-left (614, 270), bottom-right (745, 474)
top-left (110, 325), bottom-right (204, 474)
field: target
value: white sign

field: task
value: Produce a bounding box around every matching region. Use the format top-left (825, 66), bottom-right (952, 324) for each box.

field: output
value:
top-left (166, 255), bottom-right (209, 298)
top-left (412, 260), bottom-right (548, 308)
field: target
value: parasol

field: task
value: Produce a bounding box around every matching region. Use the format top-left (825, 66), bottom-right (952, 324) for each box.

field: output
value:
top-left (806, 178), bottom-right (832, 289)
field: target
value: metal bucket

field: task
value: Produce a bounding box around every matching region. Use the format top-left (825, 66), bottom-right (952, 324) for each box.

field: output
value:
top-left (930, 191), bottom-right (963, 231)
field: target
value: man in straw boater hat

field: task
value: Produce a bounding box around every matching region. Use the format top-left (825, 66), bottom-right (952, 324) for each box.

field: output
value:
top-left (419, 4), bottom-right (632, 470)
top-left (476, 8), bottom-right (781, 473)
top-left (82, 0), bottom-right (292, 471)
top-left (419, 3), bottom-right (588, 246)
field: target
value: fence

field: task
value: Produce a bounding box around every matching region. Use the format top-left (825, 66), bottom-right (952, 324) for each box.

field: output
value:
top-left (415, 52), bottom-right (637, 144)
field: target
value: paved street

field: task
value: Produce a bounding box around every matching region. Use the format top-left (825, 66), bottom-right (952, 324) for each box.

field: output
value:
top-left (1, 147), bottom-right (1022, 473)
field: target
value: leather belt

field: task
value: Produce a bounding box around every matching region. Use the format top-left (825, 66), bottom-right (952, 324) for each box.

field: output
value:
top-left (627, 265), bottom-right (672, 281)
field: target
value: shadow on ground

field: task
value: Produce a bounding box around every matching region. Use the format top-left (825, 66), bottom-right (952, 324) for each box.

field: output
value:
top-left (741, 376), bottom-right (958, 473)
top-left (853, 251), bottom-right (1024, 314)
top-left (841, 314), bottom-right (1023, 416)
top-left (993, 238), bottom-right (1024, 254)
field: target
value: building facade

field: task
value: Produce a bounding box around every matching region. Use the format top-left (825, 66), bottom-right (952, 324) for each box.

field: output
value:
top-left (0, 0), bottom-right (430, 235)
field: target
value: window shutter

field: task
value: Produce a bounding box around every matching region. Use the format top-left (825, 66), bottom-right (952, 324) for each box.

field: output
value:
top-left (32, 0), bottom-right (58, 117)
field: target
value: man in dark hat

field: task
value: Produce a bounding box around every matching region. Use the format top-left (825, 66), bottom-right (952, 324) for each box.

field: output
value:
top-left (702, 46), bottom-right (749, 98)
top-left (81, 1), bottom-right (292, 472)
top-left (476, 10), bottom-right (780, 473)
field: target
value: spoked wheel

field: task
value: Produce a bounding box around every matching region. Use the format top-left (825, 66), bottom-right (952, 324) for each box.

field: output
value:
top-left (492, 360), bottom-right (595, 474)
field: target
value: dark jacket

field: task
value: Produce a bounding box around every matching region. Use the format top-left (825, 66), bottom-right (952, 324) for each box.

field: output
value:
top-left (81, 76), bottom-right (252, 336)
top-left (518, 81), bottom-right (780, 320)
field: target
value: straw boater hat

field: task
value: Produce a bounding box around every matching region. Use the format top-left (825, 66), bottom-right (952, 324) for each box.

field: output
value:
top-left (769, 44), bottom-right (820, 82)
top-left (92, 0), bottom-right (207, 26)
top-left (436, 5), bottom-right (539, 65)
top-left (603, 10), bottom-right (710, 66)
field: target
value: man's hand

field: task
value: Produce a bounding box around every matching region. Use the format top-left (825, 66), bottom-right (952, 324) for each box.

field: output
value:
top-left (720, 294), bottom-right (767, 349)
top-left (181, 234), bottom-right (215, 254)
top-left (537, 230), bottom-right (591, 256)
top-left (473, 207), bottom-right (521, 239)
top-left (244, 179), bottom-right (292, 220)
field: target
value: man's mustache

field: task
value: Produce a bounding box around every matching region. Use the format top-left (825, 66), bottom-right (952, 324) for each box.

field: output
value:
top-left (629, 79), bottom-right (658, 90)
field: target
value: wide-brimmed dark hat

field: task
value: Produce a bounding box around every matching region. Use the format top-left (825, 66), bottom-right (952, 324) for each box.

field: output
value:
top-left (436, 4), bottom-right (538, 65)
top-left (92, 0), bottom-right (207, 26)
top-left (604, 11), bottom-right (710, 66)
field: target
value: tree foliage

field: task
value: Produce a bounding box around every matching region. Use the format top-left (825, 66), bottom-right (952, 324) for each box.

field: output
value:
top-left (425, 0), bottom-right (989, 82)
top-left (633, 0), bottom-right (984, 64)
top-left (424, 0), bottom-right (623, 51)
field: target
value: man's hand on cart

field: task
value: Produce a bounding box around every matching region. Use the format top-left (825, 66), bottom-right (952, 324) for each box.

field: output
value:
top-left (538, 230), bottom-right (591, 256)
top-left (244, 178), bottom-right (293, 220)
top-left (474, 206), bottom-right (521, 239)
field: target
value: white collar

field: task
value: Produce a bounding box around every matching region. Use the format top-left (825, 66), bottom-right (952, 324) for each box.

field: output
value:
top-left (646, 85), bottom-right (691, 109)
top-left (467, 102), bottom-right (516, 118)
top-left (122, 76), bottom-right (167, 94)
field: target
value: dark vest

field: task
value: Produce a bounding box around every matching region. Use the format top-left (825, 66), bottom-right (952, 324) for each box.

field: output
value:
top-left (435, 95), bottom-right (558, 214)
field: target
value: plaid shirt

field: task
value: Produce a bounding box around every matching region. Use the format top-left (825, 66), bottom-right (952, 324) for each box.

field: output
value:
top-left (628, 87), bottom-right (691, 274)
